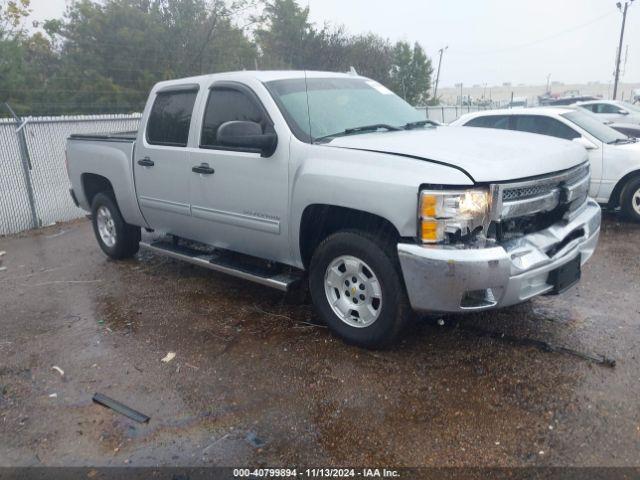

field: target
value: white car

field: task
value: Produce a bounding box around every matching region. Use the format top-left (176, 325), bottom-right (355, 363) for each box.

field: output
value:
top-left (576, 100), bottom-right (640, 124)
top-left (452, 107), bottom-right (640, 221)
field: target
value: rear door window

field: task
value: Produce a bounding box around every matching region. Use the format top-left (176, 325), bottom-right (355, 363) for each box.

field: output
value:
top-left (146, 90), bottom-right (198, 147)
top-left (465, 115), bottom-right (510, 129)
top-left (512, 115), bottom-right (580, 140)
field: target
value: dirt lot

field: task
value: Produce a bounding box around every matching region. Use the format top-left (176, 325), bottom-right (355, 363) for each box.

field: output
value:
top-left (0, 213), bottom-right (639, 467)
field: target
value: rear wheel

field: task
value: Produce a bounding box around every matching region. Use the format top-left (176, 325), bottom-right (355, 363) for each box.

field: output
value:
top-left (309, 230), bottom-right (412, 349)
top-left (620, 176), bottom-right (640, 222)
top-left (91, 192), bottom-right (140, 259)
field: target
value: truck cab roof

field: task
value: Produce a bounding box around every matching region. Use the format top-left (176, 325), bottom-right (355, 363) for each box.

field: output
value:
top-left (152, 70), bottom-right (360, 90)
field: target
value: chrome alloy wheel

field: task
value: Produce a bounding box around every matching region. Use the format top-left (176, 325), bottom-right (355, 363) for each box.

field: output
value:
top-left (324, 255), bottom-right (383, 328)
top-left (633, 188), bottom-right (640, 216)
top-left (96, 205), bottom-right (117, 248)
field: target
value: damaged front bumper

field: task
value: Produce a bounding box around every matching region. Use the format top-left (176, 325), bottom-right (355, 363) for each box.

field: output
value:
top-left (398, 198), bottom-right (601, 313)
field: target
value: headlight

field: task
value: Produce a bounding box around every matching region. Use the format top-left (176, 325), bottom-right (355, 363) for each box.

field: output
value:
top-left (419, 189), bottom-right (492, 244)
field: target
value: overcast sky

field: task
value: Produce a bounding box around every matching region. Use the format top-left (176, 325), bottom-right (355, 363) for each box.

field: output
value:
top-left (27, 0), bottom-right (639, 87)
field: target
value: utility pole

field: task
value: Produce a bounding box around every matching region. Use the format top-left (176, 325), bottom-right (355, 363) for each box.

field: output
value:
top-left (432, 46), bottom-right (448, 104)
top-left (546, 73), bottom-right (552, 93)
top-left (613, 0), bottom-right (634, 100)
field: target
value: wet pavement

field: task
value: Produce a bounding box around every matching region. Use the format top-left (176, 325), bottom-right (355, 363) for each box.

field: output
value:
top-left (0, 213), bottom-right (639, 467)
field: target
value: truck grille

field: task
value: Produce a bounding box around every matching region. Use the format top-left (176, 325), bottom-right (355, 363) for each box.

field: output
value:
top-left (502, 184), bottom-right (552, 202)
top-left (496, 163), bottom-right (590, 221)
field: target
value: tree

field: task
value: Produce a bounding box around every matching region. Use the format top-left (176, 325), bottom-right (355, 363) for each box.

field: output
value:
top-left (0, 0), bottom-right (31, 37)
top-left (1, 0), bottom-right (433, 116)
top-left (344, 33), bottom-right (394, 85)
top-left (37, 0), bottom-right (258, 114)
top-left (389, 41), bottom-right (433, 105)
top-left (254, 0), bottom-right (312, 69)
top-left (0, 0), bottom-right (40, 114)
top-left (254, 1), bottom-right (432, 104)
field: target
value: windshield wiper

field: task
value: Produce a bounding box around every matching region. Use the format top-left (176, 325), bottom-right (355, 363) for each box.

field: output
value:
top-left (314, 124), bottom-right (401, 143)
top-left (402, 119), bottom-right (439, 130)
top-left (344, 123), bottom-right (401, 134)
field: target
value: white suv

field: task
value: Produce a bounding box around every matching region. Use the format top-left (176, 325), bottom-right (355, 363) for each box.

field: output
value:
top-left (452, 107), bottom-right (640, 221)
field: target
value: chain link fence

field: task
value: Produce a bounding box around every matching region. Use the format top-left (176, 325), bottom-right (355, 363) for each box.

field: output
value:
top-left (0, 114), bottom-right (141, 236)
top-left (0, 106), bottom-right (486, 236)
top-left (418, 105), bottom-right (492, 124)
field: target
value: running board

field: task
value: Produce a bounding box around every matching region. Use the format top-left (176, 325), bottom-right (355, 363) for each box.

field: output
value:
top-left (139, 240), bottom-right (303, 292)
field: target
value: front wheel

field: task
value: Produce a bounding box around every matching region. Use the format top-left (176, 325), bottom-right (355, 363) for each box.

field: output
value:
top-left (620, 176), bottom-right (640, 222)
top-left (309, 231), bottom-right (412, 349)
top-left (91, 192), bottom-right (141, 259)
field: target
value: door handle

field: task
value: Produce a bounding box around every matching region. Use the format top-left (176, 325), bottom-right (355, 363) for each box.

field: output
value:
top-left (192, 164), bottom-right (215, 175)
top-left (137, 157), bottom-right (154, 167)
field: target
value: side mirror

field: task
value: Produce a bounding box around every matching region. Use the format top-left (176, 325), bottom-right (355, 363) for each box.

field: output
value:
top-left (217, 121), bottom-right (278, 157)
top-left (572, 137), bottom-right (597, 150)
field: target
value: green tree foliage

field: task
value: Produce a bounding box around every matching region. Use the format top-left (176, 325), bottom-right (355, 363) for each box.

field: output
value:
top-left (254, 0), bottom-right (312, 69)
top-left (0, 0), bottom-right (49, 114)
top-left (0, 0), bottom-right (433, 116)
top-left (0, 0), bottom-right (31, 35)
top-left (389, 41), bottom-right (433, 105)
top-left (254, 0), bottom-right (432, 101)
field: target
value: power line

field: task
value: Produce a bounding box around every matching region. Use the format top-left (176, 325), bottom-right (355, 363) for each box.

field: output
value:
top-left (453, 10), bottom-right (616, 56)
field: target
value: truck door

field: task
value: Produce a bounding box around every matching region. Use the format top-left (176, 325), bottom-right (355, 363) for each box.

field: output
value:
top-left (134, 85), bottom-right (198, 235)
top-left (186, 82), bottom-right (290, 263)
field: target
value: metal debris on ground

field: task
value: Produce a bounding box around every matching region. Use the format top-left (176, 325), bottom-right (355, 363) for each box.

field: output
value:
top-left (203, 433), bottom-right (230, 454)
top-left (51, 366), bottom-right (64, 377)
top-left (0, 251), bottom-right (5, 272)
top-left (161, 352), bottom-right (176, 363)
top-left (92, 392), bottom-right (150, 423)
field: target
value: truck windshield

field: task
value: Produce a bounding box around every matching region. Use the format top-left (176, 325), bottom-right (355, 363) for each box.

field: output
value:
top-left (265, 77), bottom-right (425, 143)
top-left (562, 110), bottom-right (630, 144)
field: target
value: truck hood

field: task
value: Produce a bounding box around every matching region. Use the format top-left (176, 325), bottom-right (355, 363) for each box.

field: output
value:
top-left (327, 126), bottom-right (587, 183)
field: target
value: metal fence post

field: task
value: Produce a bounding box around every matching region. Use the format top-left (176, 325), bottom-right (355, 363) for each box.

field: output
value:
top-left (4, 103), bottom-right (39, 229)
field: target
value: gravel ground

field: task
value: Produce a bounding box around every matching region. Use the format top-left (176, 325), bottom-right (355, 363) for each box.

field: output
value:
top-left (0, 213), bottom-right (639, 467)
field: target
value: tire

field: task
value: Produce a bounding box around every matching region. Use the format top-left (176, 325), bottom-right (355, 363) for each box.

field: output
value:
top-left (620, 176), bottom-right (640, 222)
top-left (91, 192), bottom-right (141, 259)
top-left (308, 230), bottom-right (412, 349)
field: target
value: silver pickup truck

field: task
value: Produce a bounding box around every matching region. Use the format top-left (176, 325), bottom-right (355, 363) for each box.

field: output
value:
top-left (66, 71), bottom-right (601, 348)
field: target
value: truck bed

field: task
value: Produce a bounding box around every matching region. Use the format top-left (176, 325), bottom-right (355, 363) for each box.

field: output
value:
top-left (69, 131), bottom-right (137, 142)
top-left (66, 130), bottom-right (148, 228)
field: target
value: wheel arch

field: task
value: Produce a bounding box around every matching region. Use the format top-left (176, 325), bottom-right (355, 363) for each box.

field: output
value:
top-left (298, 204), bottom-right (403, 269)
top-left (81, 173), bottom-right (114, 207)
top-left (609, 170), bottom-right (640, 208)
